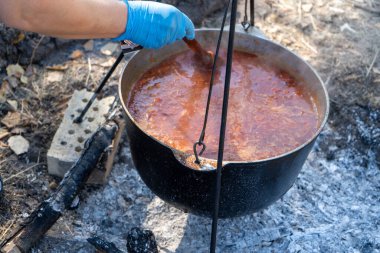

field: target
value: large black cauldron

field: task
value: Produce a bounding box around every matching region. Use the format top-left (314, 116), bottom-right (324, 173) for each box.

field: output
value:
top-left (119, 29), bottom-right (329, 218)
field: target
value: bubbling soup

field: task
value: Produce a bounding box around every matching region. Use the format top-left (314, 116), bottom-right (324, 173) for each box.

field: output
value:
top-left (127, 50), bottom-right (320, 161)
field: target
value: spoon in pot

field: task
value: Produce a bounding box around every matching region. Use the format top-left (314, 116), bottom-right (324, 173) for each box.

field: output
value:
top-left (183, 38), bottom-right (215, 67)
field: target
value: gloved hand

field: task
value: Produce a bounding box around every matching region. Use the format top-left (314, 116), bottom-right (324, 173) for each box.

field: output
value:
top-left (114, 1), bottom-right (195, 49)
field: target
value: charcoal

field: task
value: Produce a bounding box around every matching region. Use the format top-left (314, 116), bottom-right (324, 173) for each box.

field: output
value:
top-left (126, 227), bottom-right (158, 253)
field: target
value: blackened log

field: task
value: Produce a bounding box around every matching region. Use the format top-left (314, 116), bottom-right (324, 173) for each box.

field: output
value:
top-left (1, 121), bottom-right (118, 253)
top-left (127, 228), bottom-right (158, 253)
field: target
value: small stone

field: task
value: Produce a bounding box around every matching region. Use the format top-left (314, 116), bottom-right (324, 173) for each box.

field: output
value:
top-left (49, 181), bottom-right (58, 190)
top-left (20, 75), bottom-right (28, 84)
top-left (101, 42), bottom-right (118, 56)
top-left (7, 100), bottom-right (18, 111)
top-left (302, 4), bottom-right (313, 13)
top-left (69, 50), bottom-right (84, 60)
top-left (6, 64), bottom-right (25, 78)
top-left (47, 71), bottom-right (64, 82)
top-left (8, 135), bottom-right (29, 155)
top-left (83, 40), bottom-right (94, 51)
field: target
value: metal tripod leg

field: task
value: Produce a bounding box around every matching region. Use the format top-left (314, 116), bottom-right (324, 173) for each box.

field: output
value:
top-left (73, 52), bottom-right (124, 124)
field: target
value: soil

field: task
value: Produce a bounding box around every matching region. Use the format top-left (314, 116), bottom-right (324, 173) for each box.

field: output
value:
top-left (0, 0), bottom-right (379, 252)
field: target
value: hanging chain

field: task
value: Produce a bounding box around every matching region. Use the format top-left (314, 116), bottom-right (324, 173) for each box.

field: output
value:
top-left (193, 0), bottom-right (231, 164)
top-left (241, 0), bottom-right (255, 31)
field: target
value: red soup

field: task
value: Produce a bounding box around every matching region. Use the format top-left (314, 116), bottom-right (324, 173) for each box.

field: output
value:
top-left (127, 50), bottom-right (319, 161)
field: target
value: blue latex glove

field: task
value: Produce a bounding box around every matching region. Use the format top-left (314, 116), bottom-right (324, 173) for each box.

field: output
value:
top-left (114, 1), bottom-right (195, 49)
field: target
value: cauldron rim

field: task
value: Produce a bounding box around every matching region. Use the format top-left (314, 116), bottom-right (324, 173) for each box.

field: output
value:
top-left (118, 28), bottom-right (330, 169)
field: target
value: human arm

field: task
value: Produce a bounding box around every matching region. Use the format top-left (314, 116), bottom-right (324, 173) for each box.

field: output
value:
top-left (0, 0), bottom-right (127, 39)
top-left (0, 0), bottom-right (195, 48)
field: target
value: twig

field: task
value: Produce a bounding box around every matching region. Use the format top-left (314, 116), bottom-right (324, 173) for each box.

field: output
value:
top-left (29, 35), bottom-right (45, 66)
top-left (298, 0), bottom-right (303, 23)
top-left (0, 159), bottom-right (9, 167)
top-left (301, 37), bottom-right (318, 54)
top-left (308, 14), bottom-right (318, 31)
top-left (3, 163), bottom-right (44, 183)
top-left (366, 48), bottom-right (379, 78)
top-left (85, 57), bottom-right (92, 87)
top-left (0, 221), bottom-right (15, 242)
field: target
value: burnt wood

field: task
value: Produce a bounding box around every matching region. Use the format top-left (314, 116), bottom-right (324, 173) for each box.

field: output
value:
top-left (0, 121), bottom-right (118, 253)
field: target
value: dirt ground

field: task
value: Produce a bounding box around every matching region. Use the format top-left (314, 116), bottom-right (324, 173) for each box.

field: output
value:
top-left (0, 0), bottom-right (379, 252)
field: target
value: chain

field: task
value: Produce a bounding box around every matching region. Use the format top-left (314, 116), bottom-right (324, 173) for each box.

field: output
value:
top-left (193, 0), bottom-right (231, 164)
top-left (241, 0), bottom-right (255, 31)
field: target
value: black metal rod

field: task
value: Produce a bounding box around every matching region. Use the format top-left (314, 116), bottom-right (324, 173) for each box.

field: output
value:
top-left (250, 0), bottom-right (255, 27)
top-left (210, 0), bottom-right (238, 251)
top-left (73, 52), bottom-right (124, 124)
top-left (193, 0), bottom-right (231, 164)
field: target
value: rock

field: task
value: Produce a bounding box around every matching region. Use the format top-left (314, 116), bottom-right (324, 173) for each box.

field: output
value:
top-left (8, 135), bottom-right (29, 155)
top-left (7, 99), bottom-right (18, 111)
top-left (100, 42), bottom-right (118, 56)
top-left (49, 181), bottom-right (58, 190)
top-left (127, 227), bottom-right (158, 253)
top-left (83, 40), bottom-right (94, 51)
top-left (46, 71), bottom-right (64, 82)
top-left (69, 50), bottom-right (84, 60)
top-left (6, 64), bottom-right (25, 78)
top-left (1, 111), bottom-right (22, 129)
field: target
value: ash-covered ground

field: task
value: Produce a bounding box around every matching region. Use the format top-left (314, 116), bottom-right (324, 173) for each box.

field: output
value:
top-left (35, 123), bottom-right (380, 252)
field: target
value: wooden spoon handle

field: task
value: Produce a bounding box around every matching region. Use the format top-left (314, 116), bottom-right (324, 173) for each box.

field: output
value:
top-left (183, 38), bottom-right (214, 67)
